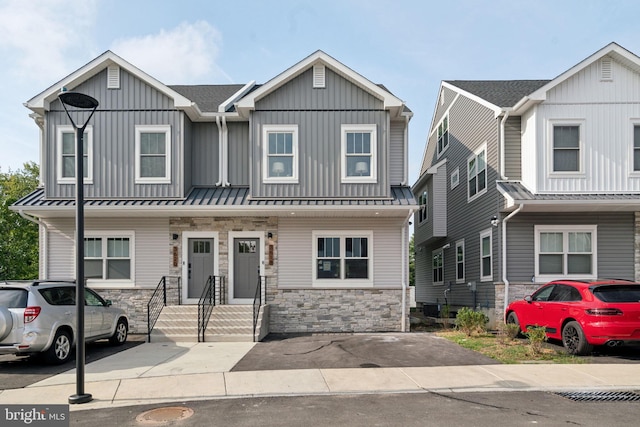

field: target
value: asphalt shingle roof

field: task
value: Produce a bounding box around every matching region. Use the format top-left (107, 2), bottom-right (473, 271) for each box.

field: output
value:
top-left (445, 80), bottom-right (551, 108)
top-left (168, 84), bottom-right (246, 112)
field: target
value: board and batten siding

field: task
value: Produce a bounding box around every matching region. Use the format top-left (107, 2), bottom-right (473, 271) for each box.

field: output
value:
top-left (504, 115), bottom-right (522, 180)
top-left (42, 217), bottom-right (169, 288)
top-left (45, 68), bottom-right (184, 199)
top-left (277, 217), bottom-right (405, 288)
top-left (190, 122), bottom-right (220, 186)
top-left (525, 56), bottom-right (640, 193)
top-left (389, 120), bottom-right (405, 185)
top-left (505, 212), bottom-right (635, 282)
top-left (228, 121), bottom-right (250, 186)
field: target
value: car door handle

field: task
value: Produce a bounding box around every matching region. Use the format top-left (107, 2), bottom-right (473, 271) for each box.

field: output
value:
top-left (65, 311), bottom-right (72, 316)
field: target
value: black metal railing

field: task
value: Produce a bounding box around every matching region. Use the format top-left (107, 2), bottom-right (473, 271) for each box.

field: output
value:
top-left (252, 275), bottom-right (266, 342)
top-left (147, 276), bottom-right (181, 342)
top-left (198, 275), bottom-right (225, 342)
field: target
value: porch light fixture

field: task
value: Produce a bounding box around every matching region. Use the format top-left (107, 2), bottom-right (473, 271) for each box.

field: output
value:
top-left (59, 90), bottom-right (99, 405)
top-left (491, 215), bottom-right (499, 227)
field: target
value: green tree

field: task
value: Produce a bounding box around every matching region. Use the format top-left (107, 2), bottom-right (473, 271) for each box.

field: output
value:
top-left (409, 234), bottom-right (415, 286)
top-left (0, 162), bottom-right (40, 279)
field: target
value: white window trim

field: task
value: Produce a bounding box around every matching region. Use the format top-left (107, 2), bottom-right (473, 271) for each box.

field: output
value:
top-left (341, 124), bottom-right (377, 183)
top-left (451, 167), bottom-right (460, 189)
top-left (630, 120), bottom-right (640, 177)
top-left (56, 125), bottom-right (93, 184)
top-left (135, 125), bottom-right (171, 184)
top-left (480, 228), bottom-right (493, 282)
top-left (418, 191), bottom-right (428, 224)
top-left (312, 230), bottom-right (373, 288)
top-left (548, 119), bottom-right (585, 178)
top-left (534, 224), bottom-right (598, 282)
top-left (436, 114), bottom-right (449, 158)
top-left (79, 230), bottom-right (135, 288)
top-left (467, 143), bottom-right (487, 203)
top-left (432, 249), bottom-right (444, 285)
top-left (455, 239), bottom-right (465, 284)
top-left (262, 124), bottom-right (299, 183)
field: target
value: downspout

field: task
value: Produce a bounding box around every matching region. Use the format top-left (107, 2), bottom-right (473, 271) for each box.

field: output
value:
top-left (499, 111), bottom-right (510, 179)
top-left (19, 210), bottom-right (48, 279)
top-left (222, 116), bottom-right (230, 186)
top-left (401, 210), bottom-right (412, 332)
top-left (215, 116), bottom-right (223, 186)
top-left (502, 204), bottom-right (523, 321)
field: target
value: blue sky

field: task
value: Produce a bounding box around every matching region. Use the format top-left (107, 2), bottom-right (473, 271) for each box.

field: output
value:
top-left (2, 0), bottom-right (640, 184)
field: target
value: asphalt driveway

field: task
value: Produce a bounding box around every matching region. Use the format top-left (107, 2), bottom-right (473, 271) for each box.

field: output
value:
top-left (232, 332), bottom-right (500, 371)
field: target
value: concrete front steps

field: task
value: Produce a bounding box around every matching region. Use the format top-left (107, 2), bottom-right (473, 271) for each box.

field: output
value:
top-left (149, 304), bottom-right (268, 343)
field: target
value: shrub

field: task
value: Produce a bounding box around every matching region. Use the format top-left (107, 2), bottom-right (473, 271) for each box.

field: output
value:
top-left (496, 322), bottom-right (521, 345)
top-left (440, 304), bottom-right (451, 329)
top-left (525, 325), bottom-right (548, 355)
top-left (455, 307), bottom-right (489, 336)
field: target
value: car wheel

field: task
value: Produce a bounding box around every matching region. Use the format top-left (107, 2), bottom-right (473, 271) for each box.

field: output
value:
top-left (562, 321), bottom-right (593, 356)
top-left (109, 318), bottom-right (128, 345)
top-left (506, 311), bottom-right (523, 337)
top-left (0, 306), bottom-right (13, 340)
top-left (44, 329), bottom-right (73, 364)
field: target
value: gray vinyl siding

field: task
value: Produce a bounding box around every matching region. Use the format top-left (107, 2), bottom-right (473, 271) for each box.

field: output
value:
top-left (433, 85), bottom-right (457, 128)
top-left (183, 115), bottom-right (192, 191)
top-left (413, 177), bottom-right (432, 246)
top-left (506, 212), bottom-right (635, 282)
top-left (43, 217), bottom-right (169, 287)
top-left (277, 217), bottom-right (405, 289)
top-left (504, 116), bottom-right (522, 180)
top-left (191, 122), bottom-right (220, 186)
top-left (228, 121), bottom-right (250, 186)
top-left (45, 68), bottom-right (184, 199)
top-left (389, 120), bottom-right (405, 185)
top-left (251, 67), bottom-right (390, 198)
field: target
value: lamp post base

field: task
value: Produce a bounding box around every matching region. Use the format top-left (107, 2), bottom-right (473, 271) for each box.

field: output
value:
top-left (69, 393), bottom-right (93, 404)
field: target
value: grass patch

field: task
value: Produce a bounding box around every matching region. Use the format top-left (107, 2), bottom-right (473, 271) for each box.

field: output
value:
top-left (435, 330), bottom-right (584, 364)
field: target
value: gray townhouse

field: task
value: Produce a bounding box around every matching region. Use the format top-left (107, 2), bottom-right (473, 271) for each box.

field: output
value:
top-left (413, 42), bottom-right (640, 326)
top-left (12, 50), bottom-right (416, 340)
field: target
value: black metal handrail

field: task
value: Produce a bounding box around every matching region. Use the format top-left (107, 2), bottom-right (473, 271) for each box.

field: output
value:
top-left (253, 275), bottom-right (265, 342)
top-left (147, 275), bottom-right (181, 342)
top-left (197, 275), bottom-right (225, 342)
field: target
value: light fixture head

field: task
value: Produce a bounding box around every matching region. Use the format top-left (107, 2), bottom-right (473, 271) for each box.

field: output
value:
top-left (59, 92), bottom-right (99, 109)
top-left (491, 215), bottom-right (499, 227)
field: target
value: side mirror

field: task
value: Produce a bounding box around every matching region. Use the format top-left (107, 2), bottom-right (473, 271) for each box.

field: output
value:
top-left (524, 295), bottom-right (532, 303)
top-left (105, 299), bottom-right (113, 307)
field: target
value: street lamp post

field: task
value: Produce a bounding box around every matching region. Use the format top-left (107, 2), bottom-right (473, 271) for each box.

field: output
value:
top-left (58, 91), bottom-right (99, 405)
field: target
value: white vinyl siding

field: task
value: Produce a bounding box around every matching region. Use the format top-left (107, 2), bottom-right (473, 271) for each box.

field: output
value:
top-left (56, 125), bottom-right (93, 184)
top-left (135, 125), bottom-right (171, 183)
top-left (262, 125), bottom-right (299, 183)
top-left (534, 225), bottom-right (597, 280)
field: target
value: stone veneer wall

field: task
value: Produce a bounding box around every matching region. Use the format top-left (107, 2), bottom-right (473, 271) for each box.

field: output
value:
top-left (493, 282), bottom-right (542, 327)
top-left (97, 288), bottom-right (156, 334)
top-left (267, 288), bottom-right (406, 333)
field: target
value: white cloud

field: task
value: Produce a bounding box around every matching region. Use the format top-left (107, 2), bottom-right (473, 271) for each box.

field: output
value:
top-left (0, 0), bottom-right (97, 83)
top-left (110, 21), bottom-right (229, 84)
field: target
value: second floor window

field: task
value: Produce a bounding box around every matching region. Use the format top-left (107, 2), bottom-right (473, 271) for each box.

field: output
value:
top-left (57, 125), bottom-right (93, 183)
top-left (341, 124), bottom-right (377, 183)
top-left (135, 125), bottom-right (171, 183)
top-left (468, 146), bottom-right (487, 201)
top-left (634, 125), bottom-right (640, 172)
top-left (553, 125), bottom-right (580, 172)
top-left (437, 115), bottom-right (449, 157)
top-left (418, 191), bottom-right (428, 224)
top-left (263, 125), bottom-right (298, 182)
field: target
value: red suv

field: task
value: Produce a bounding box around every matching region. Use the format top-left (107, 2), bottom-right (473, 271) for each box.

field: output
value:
top-left (505, 279), bottom-right (640, 355)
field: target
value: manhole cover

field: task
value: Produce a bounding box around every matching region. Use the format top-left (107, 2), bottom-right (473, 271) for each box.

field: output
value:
top-left (555, 391), bottom-right (640, 402)
top-left (136, 406), bottom-right (195, 425)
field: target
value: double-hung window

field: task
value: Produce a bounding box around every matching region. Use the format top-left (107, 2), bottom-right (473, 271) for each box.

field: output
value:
top-left (480, 229), bottom-right (492, 281)
top-left (552, 124), bottom-right (581, 173)
top-left (432, 250), bottom-right (443, 284)
top-left (84, 231), bottom-right (134, 283)
top-left (437, 115), bottom-right (449, 157)
top-left (57, 125), bottom-right (93, 183)
top-left (341, 124), bottom-right (377, 183)
top-left (418, 191), bottom-right (428, 224)
top-left (468, 145), bottom-right (487, 201)
top-left (263, 125), bottom-right (298, 182)
top-left (633, 125), bottom-right (640, 172)
top-left (455, 240), bottom-right (465, 283)
top-left (535, 225), bottom-right (596, 280)
top-left (313, 231), bottom-right (372, 286)
top-left (135, 125), bottom-right (171, 183)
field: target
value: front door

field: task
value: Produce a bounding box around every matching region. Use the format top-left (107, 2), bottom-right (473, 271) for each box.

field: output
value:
top-left (232, 238), bottom-right (260, 303)
top-left (187, 238), bottom-right (215, 303)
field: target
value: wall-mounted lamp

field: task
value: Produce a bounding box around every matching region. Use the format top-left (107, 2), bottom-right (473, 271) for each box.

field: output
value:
top-left (267, 232), bottom-right (273, 239)
top-left (172, 233), bottom-right (179, 240)
top-left (491, 216), bottom-right (499, 227)
top-left (442, 243), bottom-right (450, 250)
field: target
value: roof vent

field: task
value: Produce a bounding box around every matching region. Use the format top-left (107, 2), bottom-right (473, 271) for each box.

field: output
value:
top-left (107, 65), bottom-right (120, 89)
top-left (313, 64), bottom-right (325, 88)
top-left (600, 57), bottom-right (613, 81)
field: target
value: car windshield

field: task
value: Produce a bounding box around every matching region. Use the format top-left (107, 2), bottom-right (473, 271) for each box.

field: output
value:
top-left (0, 289), bottom-right (28, 308)
top-left (592, 285), bottom-right (640, 303)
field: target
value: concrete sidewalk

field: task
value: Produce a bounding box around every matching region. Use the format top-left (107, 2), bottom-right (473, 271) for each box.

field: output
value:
top-left (1, 340), bottom-right (639, 412)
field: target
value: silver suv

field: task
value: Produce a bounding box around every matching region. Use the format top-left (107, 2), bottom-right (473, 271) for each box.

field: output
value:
top-left (0, 280), bottom-right (128, 364)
